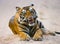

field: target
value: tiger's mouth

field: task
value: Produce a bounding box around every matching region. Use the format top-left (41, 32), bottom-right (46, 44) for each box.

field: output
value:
top-left (28, 18), bottom-right (35, 26)
top-left (28, 19), bottom-right (34, 24)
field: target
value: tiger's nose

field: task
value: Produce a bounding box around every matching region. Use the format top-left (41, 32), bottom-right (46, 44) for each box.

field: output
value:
top-left (23, 18), bottom-right (28, 22)
top-left (28, 16), bottom-right (33, 20)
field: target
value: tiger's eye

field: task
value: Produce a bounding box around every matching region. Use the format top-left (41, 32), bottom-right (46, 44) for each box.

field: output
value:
top-left (20, 16), bottom-right (24, 19)
top-left (21, 9), bottom-right (26, 15)
top-left (29, 7), bottom-right (34, 13)
top-left (29, 7), bottom-right (32, 11)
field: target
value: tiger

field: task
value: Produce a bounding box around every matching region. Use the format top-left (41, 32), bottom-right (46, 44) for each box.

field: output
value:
top-left (9, 4), bottom-right (55, 41)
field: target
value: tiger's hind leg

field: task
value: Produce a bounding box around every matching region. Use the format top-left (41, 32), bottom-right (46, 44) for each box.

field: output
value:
top-left (9, 21), bottom-right (30, 41)
top-left (42, 29), bottom-right (56, 36)
top-left (9, 24), bottom-right (31, 41)
top-left (9, 18), bottom-right (18, 34)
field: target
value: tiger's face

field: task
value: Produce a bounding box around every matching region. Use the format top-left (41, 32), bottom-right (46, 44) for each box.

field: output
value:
top-left (16, 6), bottom-right (37, 26)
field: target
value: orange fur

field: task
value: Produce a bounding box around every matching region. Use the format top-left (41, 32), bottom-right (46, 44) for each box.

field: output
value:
top-left (9, 6), bottom-right (55, 41)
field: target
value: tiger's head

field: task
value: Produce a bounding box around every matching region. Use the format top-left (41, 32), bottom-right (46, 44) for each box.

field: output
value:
top-left (16, 4), bottom-right (38, 26)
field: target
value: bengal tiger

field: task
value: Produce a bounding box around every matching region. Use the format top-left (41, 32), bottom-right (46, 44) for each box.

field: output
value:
top-left (9, 4), bottom-right (56, 41)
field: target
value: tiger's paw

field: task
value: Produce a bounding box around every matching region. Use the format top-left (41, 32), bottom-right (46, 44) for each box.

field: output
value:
top-left (33, 38), bottom-right (43, 41)
top-left (20, 37), bottom-right (31, 41)
top-left (20, 35), bottom-right (31, 41)
top-left (32, 37), bottom-right (43, 41)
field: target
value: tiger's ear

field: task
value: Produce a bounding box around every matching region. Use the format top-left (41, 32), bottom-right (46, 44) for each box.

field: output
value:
top-left (16, 7), bottom-right (21, 11)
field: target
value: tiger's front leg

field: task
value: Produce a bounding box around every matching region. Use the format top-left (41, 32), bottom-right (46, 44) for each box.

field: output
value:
top-left (18, 32), bottom-right (31, 41)
top-left (33, 29), bottom-right (43, 41)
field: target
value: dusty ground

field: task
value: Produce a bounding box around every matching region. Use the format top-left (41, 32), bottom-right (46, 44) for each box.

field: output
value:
top-left (0, 0), bottom-right (60, 44)
top-left (0, 35), bottom-right (60, 44)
